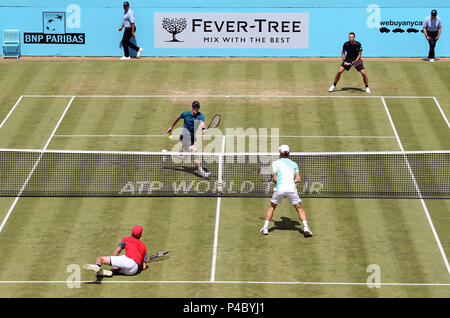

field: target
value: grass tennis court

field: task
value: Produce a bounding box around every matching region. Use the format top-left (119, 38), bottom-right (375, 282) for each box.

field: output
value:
top-left (0, 59), bottom-right (449, 297)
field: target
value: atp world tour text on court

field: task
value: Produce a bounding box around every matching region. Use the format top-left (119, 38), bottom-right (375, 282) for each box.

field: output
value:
top-left (183, 301), bottom-right (264, 315)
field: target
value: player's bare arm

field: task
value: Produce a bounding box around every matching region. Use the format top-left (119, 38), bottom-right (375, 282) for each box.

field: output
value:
top-left (341, 50), bottom-right (348, 64)
top-left (131, 22), bottom-right (136, 37)
top-left (113, 246), bottom-right (123, 256)
top-left (294, 172), bottom-right (301, 183)
top-left (201, 121), bottom-right (207, 134)
top-left (166, 116), bottom-right (180, 135)
top-left (423, 27), bottom-right (430, 40)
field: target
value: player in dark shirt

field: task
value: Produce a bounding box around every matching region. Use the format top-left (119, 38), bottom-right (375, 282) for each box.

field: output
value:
top-left (165, 101), bottom-right (210, 178)
top-left (329, 32), bottom-right (370, 94)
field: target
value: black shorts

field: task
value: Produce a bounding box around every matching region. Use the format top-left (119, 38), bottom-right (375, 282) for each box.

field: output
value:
top-left (341, 60), bottom-right (365, 72)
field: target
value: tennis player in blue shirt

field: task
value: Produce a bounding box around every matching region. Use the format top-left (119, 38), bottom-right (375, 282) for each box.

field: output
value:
top-left (165, 101), bottom-right (210, 178)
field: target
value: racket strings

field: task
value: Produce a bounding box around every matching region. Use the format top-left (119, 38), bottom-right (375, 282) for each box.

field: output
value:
top-left (208, 114), bottom-right (221, 129)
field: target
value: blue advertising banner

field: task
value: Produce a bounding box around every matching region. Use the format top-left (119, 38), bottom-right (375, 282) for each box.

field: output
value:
top-left (0, 1), bottom-right (448, 57)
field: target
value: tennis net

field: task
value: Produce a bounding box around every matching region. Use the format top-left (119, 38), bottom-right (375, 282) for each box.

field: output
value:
top-left (0, 148), bottom-right (449, 199)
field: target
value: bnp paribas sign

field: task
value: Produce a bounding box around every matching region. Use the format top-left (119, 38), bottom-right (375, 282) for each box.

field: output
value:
top-left (24, 5), bottom-right (85, 45)
top-left (154, 12), bottom-right (309, 49)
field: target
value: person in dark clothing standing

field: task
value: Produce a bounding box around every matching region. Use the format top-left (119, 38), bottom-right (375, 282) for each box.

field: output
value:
top-left (423, 9), bottom-right (442, 62)
top-left (329, 32), bottom-right (370, 94)
top-left (118, 1), bottom-right (143, 60)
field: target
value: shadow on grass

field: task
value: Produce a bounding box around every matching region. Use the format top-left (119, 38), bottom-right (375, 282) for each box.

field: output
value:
top-left (84, 276), bottom-right (107, 285)
top-left (270, 216), bottom-right (301, 233)
top-left (163, 165), bottom-right (210, 179)
top-left (338, 87), bottom-right (365, 92)
top-left (421, 58), bottom-right (440, 62)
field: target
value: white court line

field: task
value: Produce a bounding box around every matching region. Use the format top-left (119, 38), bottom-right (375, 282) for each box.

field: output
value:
top-left (210, 135), bottom-right (226, 282)
top-left (0, 96), bottom-right (23, 129)
top-left (381, 97), bottom-right (450, 276)
top-left (0, 96), bottom-right (75, 233)
top-left (22, 94), bottom-right (436, 99)
top-left (0, 280), bottom-right (449, 286)
top-left (432, 97), bottom-right (450, 129)
top-left (23, 95), bottom-right (74, 98)
top-left (53, 134), bottom-right (397, 139)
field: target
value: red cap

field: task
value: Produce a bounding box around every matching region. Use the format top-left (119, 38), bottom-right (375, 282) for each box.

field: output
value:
top-left (132, 225), bottom-right (143, 237)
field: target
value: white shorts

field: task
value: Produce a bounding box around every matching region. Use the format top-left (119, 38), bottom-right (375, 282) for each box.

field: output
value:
top-left (271, 190), bottom-right (302, 205)
top-left (110, 255), bottom-right (139, 275)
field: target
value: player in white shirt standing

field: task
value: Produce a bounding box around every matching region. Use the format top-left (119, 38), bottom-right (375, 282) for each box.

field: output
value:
top-left (260, 145), bottom-right (313, 237)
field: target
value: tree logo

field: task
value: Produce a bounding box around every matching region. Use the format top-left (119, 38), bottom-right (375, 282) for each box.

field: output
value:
top-left (162, 18), bottom-right (187, 42)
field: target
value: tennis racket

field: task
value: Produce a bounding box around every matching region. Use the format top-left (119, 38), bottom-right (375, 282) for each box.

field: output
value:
top-left (257, 167), bottom-right (273, 182)
top-left (147, 250), bottom-right (169, 262)
top-left (207, 114), bottom-right (221, 129)
top-left (351, 60), bottom-right (363, 68)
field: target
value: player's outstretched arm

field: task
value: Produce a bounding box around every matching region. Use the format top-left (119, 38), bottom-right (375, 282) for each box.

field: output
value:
top-left (166, 116), bottom-right (180, 135)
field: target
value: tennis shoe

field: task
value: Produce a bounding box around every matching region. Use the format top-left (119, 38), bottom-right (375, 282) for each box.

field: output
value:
top-left (120, 56), bottom-right (130, 60)
top-left (137, 48), bottom-right (143, 58)
top-left (328, 85), bottom-right (335, 92)
top-left (97, 269), bottom-right (113, 277)
top-left (82, 264), bottom-right (101, 273)
top-left (365, 87), bottom-right (371, 94)
top-left (260, 226), bottom-right (268, 235)
top-left (303, 228), bottom-right (313, 237)
top-left (429, 58), bottom-right (435, 63)
top-left (162, 149), bottom-right (168, 162)
top-left (200, 170), bottom-right (211, 178)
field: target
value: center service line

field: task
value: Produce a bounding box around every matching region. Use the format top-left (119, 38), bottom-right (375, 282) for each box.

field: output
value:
top-left (210, 135), bottom-right (226, 282)
top-left (0, 96), bottom-right (75, 234)
top-left (381, 97), bottom-right (450, 276)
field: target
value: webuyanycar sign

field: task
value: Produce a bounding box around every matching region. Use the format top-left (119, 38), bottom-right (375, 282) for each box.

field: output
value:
top-left (154, 12), bottom-right (309, 49)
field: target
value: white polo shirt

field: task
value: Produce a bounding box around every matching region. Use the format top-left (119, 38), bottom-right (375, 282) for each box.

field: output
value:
top-left (123, 9), bottom-right (135, 28)
top-left (272, 158), bottom-right (299, 192)
top-left (423, 16), bottom-right (442, 32)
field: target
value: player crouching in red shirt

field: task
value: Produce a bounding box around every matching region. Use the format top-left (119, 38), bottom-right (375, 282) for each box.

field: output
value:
top-left (83, 225), bottom-right (148, 277)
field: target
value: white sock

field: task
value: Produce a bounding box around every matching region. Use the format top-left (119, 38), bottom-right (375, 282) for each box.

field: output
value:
top-left (264, 220), bottom-right (270, 228)
top-left (303, 221), bottom-right (308, 228)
